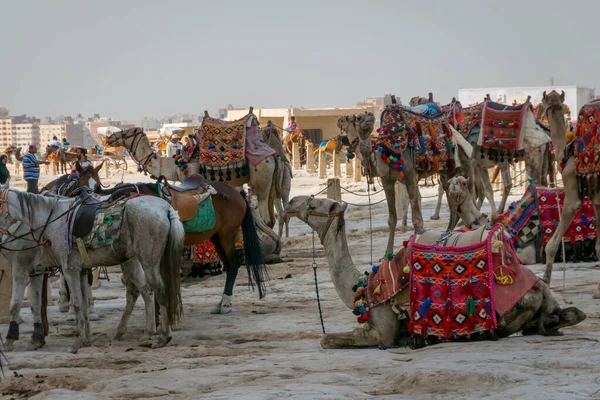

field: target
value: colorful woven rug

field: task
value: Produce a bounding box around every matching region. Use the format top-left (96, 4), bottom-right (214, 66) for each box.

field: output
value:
top-left (378, 104), bottom-right (455, 176)
top-left (199, 116), bottom-right (247, 181)
top-left (574, 99), bottom-right (600, 197)
top-left (245, 125), bottom-right (276, 167)
top-left (479, 100), bottom-right (527, 153)
top-left (536, 187), bottom-right (596, 245)
top-left (352, 249), bottom-right (410, 324)
top-left (454, 103), bottom-right (483, 140)
top-left (499, 184), bottom-right (539, 247)
top-left (407, 227), bottom-right (498, 339)
top-left (191, 240), bottom-right (220, 264)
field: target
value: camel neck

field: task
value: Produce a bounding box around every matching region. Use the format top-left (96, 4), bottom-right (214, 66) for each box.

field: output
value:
top-left (547, 110), bottom-right (566, 161)
top-left (458, 195), bottom-right (483, 228)
top-left (321, 219), bottom-right (362, 309)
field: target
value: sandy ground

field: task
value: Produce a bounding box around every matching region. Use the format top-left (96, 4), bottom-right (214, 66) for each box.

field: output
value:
top-left (1, 162), bottom-right (600, 399)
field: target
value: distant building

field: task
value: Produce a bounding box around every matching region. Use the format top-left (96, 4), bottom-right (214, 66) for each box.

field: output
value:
top-left (356, 96), bottom-right (385, 108)
top-left (227, 105), bottom-right (379, 143)
top-left (39, 123), bottom-right (66, 147)
top-left (0, 117), bottom-right (14, 149)
top-left (13, 122), bottom-right (40, 149)
top-left (458, 85), bottom-right (595, 123)
top-left (141, 117), bottom-right (162, 131)
top-left (0, 108), bottom-right (8, 118)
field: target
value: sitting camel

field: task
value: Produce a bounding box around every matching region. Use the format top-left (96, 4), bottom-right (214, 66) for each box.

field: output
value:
top-left (286, 195), bottom-right (586, 349)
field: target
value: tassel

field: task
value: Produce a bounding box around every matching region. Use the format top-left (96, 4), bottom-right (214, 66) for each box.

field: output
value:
top-left (373, 285), bottom-right (381, 295)
top-left (432, 156), bottom-right (439, 173)
top-left (416, 122), bottom-right (426, 152)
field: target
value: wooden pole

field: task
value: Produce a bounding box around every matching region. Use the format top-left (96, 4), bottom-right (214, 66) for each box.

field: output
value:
top-left (353, 157), bottom-right (362, 183)
top-left (346, 156), bottom-right (354, 179)
top-left (332, 151), bottom-right (341, 178)
top-left (306, 142), bottom-right (315, 173)
top-left (292, 142), bottom-right (301, 170)
top-left (318, 149), bottom-right (327, 179)
top-left (327, 178), bottom-right (342, 201)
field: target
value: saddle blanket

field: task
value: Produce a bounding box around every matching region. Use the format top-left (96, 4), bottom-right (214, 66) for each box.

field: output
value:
top-left (245, 125), bottom-right (276, 167)
top-left (199, 116), bottom-right (247, 181)
top-left (574, 99), bottom-right (600, 197)
top-left (72, 199), bottom-right (126, 249)
top-left (182, 197), bottom-right (217, 233)
top-left (188, 228), bottom-right (244, 263)
top-left (479, 101), bottom-right (527, 152)
top-left (536, 187), bottom-right (596, 245)
top-left (500, 186), bottom-right (539, 246)
top-left (407, 235), bottom-right (496, 339)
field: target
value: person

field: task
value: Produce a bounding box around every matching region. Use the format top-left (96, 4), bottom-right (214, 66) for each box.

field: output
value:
top-left (62, 138), bottom-right (70, 147)
top-left (49, 136), bottom-right (61, 147)
top-left (22, 145), bottom-right (48, 194)
top-left (284, 116), bottom-right (299, 139)
top-left (0, 154), bottom-right (10, 188)
top-left (166, 133), bottom-right (182, 157)
top-left (72, 147), bottom-right (91, 173)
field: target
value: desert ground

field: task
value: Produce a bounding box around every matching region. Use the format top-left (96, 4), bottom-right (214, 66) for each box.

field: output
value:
top-left (0, 162), bottom-right (599, 399)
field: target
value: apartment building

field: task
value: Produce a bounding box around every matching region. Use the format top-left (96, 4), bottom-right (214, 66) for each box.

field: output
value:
top-left (13, 122), bottom-right (40, 149)
top-left (0, 118), bottom-right (13, 149)
top-left (39, 123), bottom-right (66, 146)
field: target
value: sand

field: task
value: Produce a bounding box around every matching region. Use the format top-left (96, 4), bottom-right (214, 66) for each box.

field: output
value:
top-left (1, 163), bottom-right (599, 399)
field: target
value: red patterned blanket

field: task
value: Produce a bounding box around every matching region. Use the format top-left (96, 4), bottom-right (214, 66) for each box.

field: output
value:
top-left (574, 99), bottom-right (600, 197)
top-left (479, 100), bottom-right (528, 152)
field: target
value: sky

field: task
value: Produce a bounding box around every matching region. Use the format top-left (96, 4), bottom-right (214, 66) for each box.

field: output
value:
top-left (1, 0), bottom-right (598, 120)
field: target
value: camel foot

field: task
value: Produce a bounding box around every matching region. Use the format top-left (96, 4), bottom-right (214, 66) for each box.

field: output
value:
top-left (592, 292), bottom-right (600, 299)
top-left (430, 214), bottom-right (440, 221)
top-left (113, 332), bottom-right (125, 341)
top-left (151, 335), bottom-right (172, 349)
top-left (4, 339), bottom-right (15, 352)
top-left (26, 339), bottom-right (46, 351)
top-left (400, 226), bottom-right (408, 233)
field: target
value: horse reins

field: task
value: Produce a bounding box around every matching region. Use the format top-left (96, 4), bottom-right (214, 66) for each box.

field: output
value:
top-left (114, 129), bottom-right (155, 172)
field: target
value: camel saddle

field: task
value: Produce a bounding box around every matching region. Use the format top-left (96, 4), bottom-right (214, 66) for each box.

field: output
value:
top-left (163, 174), bottom-right (214, 222)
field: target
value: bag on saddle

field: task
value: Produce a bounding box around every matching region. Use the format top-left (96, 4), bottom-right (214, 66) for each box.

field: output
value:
top-left (182, 196), bottom-right (216, 233)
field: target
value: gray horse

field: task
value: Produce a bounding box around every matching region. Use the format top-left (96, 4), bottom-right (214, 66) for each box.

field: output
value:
top-left (0, 189), bottom-right (184, 353)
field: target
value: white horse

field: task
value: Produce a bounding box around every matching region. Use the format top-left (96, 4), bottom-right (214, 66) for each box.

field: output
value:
top-left (0, 189), bottom-right (184, 353)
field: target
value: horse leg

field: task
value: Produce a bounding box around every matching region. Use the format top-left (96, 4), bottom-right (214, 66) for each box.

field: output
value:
top-left (80, 272), bottom-right (91, 344)
top-left (210, 234), bottom-right (237, 314)
top-left (431, 183), bottom-right (444, 220)
top-left (115, 259), bottom-right (156, 341)
top-left (498, 163), bottom-right (512, 214)
top-left (27, 274), bottom-right (46, 350)
top-left (88, 270), bottom-right (101, 321)
top-left (62, 268), bottom-right (90, 353)
top-left (58, 273), bottom-right (70, 313)
top-left (5, 264), bottom-right (29, 351)
top-left (382, 178), bottom-right (398, 255)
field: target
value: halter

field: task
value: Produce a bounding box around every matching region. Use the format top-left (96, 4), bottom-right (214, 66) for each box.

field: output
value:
top-left (110, 129), bottom-right (155, 172)
top-left (307, 200), bottom-right (346, 242)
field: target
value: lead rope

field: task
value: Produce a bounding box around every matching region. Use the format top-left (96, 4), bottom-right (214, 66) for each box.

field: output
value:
top-left (551, 174), bottom-right (567, 290)
top-left (368, 180), bottom-right (374, 265)
top-left (312, 229), bottom-right (326, 334)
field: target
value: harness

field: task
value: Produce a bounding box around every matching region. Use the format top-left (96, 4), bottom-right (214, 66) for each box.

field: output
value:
top-left (111, 129), bottom-right (155, 172)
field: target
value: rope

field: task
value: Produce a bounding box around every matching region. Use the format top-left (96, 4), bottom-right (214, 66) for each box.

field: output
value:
top-left (340, 185), bottom-right (384, 197)
top-left (312, 230), bottom-right (326, 334)
top-left (368, 183), bottom-right (373, 265)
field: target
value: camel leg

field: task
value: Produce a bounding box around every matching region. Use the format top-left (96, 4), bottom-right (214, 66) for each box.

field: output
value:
top-left (320, 327), bottom-right (385, 349)
top-left (440, 175), bottom-right (459, 230)
top-left (544, 160), bottom-right (580, 285)
top-left (431, 184), bottom-right (444, 220)
top-left (27, 274), bottom-right (46, 351)
top-left (497, 290), bottom-right (542, 337)
top-left (475, 165), bottom-right (498, 220)
top-left (249, 160), bottom-right (276, 227)
top-left (498, 162), bottom-right (512, 214)
top-left (406, 172), bottom-right (424, 233)
top-left (382, 178), bottom-right (398, 255)
top-left (5, 264), bottom-right (30, 351)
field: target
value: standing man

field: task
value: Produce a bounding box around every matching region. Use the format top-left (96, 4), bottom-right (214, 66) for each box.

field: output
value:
top-left (22, 144), bottom-right (48, 194)
top-left (166, 133), bottom-right (182, 157)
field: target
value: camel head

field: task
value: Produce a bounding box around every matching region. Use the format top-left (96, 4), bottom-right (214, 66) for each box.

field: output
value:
top-left (285, 196), bottom-right (347, 239)
top-left (542, 90), bottom-right (565, 114)
top-left (337, 112), bottom-right (376, 143)
top-left (447, 176), bottom-right (488, 228)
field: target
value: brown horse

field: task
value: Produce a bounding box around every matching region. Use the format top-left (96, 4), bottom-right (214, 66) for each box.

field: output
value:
top-left (95, 175), bottom-right (269, 314)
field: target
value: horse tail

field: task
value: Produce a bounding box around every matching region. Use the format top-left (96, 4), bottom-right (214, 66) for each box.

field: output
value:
top-left (160, 207), bottom-right (184, 326)
top-left (240, 192), bottom-right (270, 299)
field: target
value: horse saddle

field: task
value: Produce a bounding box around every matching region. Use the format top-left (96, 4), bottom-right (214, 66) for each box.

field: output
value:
top-left (167, 173), bottom-right (206, 192)
top-left (72, 193), bottom-right (102, 238)
top-left (165, 175), bottom-right (213, 222)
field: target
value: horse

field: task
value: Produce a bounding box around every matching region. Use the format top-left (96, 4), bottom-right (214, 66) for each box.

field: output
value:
top-left (0, 189), bottom-right (184, 353)
top-left (94, 175), bottom-right (270, 315)
top-left (44, 145), bottom-right (77, 175)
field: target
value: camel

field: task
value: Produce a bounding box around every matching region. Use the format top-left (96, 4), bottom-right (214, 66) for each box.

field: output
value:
top-left (337, 101), bottom-right (473, 255)
top-left (540, 91), bottom-right (600, 298)
top-left (424, 98), bottom-right (551, 225)
top-left (286, 195), bottom-right (586, 348)
top-left (12, 146), bottom-right (23, 174)
top-left (261, 121), bottom-right (292, 238)
top-left (109, 116), bottom-right (282, 228)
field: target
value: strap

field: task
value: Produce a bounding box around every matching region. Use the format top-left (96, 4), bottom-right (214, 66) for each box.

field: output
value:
top-left (75, 238), bottom-right (94, 270)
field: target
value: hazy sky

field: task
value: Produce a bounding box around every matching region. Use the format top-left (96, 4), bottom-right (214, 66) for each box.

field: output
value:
top-left (2, 0), bottom-right (598, 120)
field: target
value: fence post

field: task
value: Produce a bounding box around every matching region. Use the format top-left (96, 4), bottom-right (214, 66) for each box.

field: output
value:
top-left (333, 151), bottom-right (341, 178)
top-left (292, 142), bottom-right (301, 170)
top-left (353, 158), bottom-right (362, 183)
top-left (346, 156), bottom-right (353, 179)
top-left (318, 149), bottom-right (327, 179)
top-left (306, 142), bottom-right (315, 173)
top-left (327, 178), bottom-right (342, 201)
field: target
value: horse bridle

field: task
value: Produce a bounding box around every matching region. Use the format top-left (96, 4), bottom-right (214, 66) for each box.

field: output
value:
top-left (111, 129), bottom-right (155, 172)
